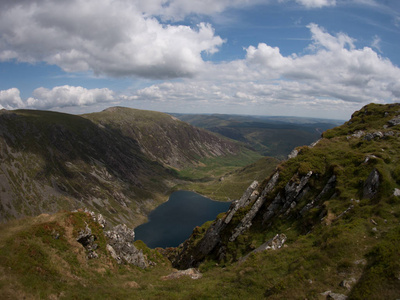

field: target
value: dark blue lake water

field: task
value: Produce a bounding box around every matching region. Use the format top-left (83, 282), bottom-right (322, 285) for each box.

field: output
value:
top-left (134, 190), bottom-right (230, 248)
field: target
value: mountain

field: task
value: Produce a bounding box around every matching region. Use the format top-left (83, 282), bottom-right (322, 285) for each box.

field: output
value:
top-left (0, 107), bottom-right (252, 226)
top-left (83, 107), bottom-right (242, 170)
top-left (172, 113), bottom-right (343, 159)
top-left (0, 103), bottom-right (399, 299)
top-left (171, 103), bottom-right (400, 298)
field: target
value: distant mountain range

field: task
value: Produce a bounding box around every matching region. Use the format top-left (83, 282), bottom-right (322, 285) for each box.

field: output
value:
top-left (172, 113), bottom-right (343, 159)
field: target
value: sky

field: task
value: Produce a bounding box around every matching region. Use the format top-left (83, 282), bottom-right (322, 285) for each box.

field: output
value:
top-left (0, 0), bottom-right (400, 120)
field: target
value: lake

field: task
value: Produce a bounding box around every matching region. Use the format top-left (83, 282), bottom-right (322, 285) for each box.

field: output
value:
top-left (134, 190), bottom-right (231, 248)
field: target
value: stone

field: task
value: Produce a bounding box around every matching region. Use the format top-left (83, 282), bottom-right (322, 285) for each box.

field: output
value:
top-left (364, 131), bottom-right (383, 141)
top-left (394, 188), bottom-right (400, 197)
top-left (339, 278), bottom-right (356, 290)
top-left (388, 115), bottom-right (400, 127)
top-left (288, 149), bottom-right (299, 159)
top-left (321, 291), bottom-right (347, 300)
top-left (363, 168), bottom-right (380, 199)
top-left (239, 234), bottom-right (287, 262)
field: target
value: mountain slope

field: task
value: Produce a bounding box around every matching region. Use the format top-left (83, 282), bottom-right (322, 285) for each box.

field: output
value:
top-left (0, 108), bottom-right (252, 226)
top-left (83, 107), bottom-right (242, 170)
top-left (171, 103), bottom-right (400, 298)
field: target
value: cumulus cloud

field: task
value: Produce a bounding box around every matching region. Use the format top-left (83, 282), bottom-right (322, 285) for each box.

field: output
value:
top-left (0, 88), bottom-right (25, 109)
top-left (130, 23), bottom-right (400, 118)
top-left (0, 86), bottom-right (116, 110)
top-left (0, 0), bottom-right (225, 79)
top-left (26, 86), bottom-right (116, 109)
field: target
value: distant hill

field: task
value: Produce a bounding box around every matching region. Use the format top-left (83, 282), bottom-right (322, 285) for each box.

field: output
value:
top-left (0, 108), bottom-right (255, 226)
top-left (172, 113), bottom-right (343, 159)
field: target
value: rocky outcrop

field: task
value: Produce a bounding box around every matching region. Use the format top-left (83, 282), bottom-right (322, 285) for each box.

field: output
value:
top-left (105, 224), bottom-right (148, 268)
top-left (229, 172), bottom-right (280, 242)
top-left (173, 181), bottom-right (260, 269)
top-left (263, 171), bottom-right (313, 224)
top-left (300, 175), bottom-right (336, 216)
top-left (76, 223), bottom-right (99, 259)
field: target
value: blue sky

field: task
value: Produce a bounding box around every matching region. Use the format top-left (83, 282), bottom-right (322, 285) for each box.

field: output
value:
top-left (0, 0), bottom-right (399, 120)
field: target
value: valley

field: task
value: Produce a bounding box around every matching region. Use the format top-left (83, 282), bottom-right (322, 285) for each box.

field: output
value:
top-left (1, 103), bottom-right (399, 299)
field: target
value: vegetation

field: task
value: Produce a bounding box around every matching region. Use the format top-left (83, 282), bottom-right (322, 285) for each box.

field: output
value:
top-left (2, 103), bottom-right (400, 299)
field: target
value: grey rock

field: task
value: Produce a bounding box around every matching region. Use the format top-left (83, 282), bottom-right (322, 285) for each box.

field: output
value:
top-left (321, 291), bottom-right (347, 300)
top-left (300, 175), bottom-right (336, 216)
top-left (224, 180), bottom-right (259, 224)
top-left (105, 224), bottom-right (147, 268)
top-left (394, 188), bottom-right (400, 197)
top-left (76, 223), bottom-right (99, 259)
top-left (363, 168), bottom-right (380, 199)
top-left (364, 131), bottom-right (383, 141)
top-left (339, 278), bottom-right (356, 290)
top-left (229, 172), bottom-right (280, 242)
top-left (240, 233), bottom-right (287, 262)
top-left (388, 115), bottom-right (400, 127)
top-left (288, 149), bottom-right (299, 159)
top-left (263, 171), bottom-right (312, 224)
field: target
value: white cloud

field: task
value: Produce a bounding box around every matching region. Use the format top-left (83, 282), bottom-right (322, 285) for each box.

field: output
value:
top-left (0, 86), bottom-right (117, 110)
top-left (129, 23), bottom-right (400, 119)
top-left (0, 0), bottom-right (225, 79)
top-left (0, 88), bottom-right (25, 109)
top-left (26, 86), bottom-right (116, 109)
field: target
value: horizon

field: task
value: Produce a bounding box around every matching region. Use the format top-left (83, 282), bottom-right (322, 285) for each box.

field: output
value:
top-left (0, 0), bottom-right (399, 120)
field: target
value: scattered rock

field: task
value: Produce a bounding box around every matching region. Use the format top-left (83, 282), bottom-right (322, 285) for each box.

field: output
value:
top-left (388, 115), bottom-right (400, 127)
top-left (394, 188), bottom-right (400, 197)
top-left (321, 291), bottom-right (347, 300)
top-left (161, 268), bottom-right (202, 280)
top-left (239, 234), bottom-right (287, 262)
top-left (339, 278), bottom-right (357, 290)
top-left (364, 131), bottom-right (383, 141)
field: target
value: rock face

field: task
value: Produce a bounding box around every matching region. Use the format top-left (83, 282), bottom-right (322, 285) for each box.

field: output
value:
top-left (173, 181), bottom-right (260, 269)
top-left (173, 162), bottom-right (339, 269)
top-left (105, 224), bottom-right (148, 268)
